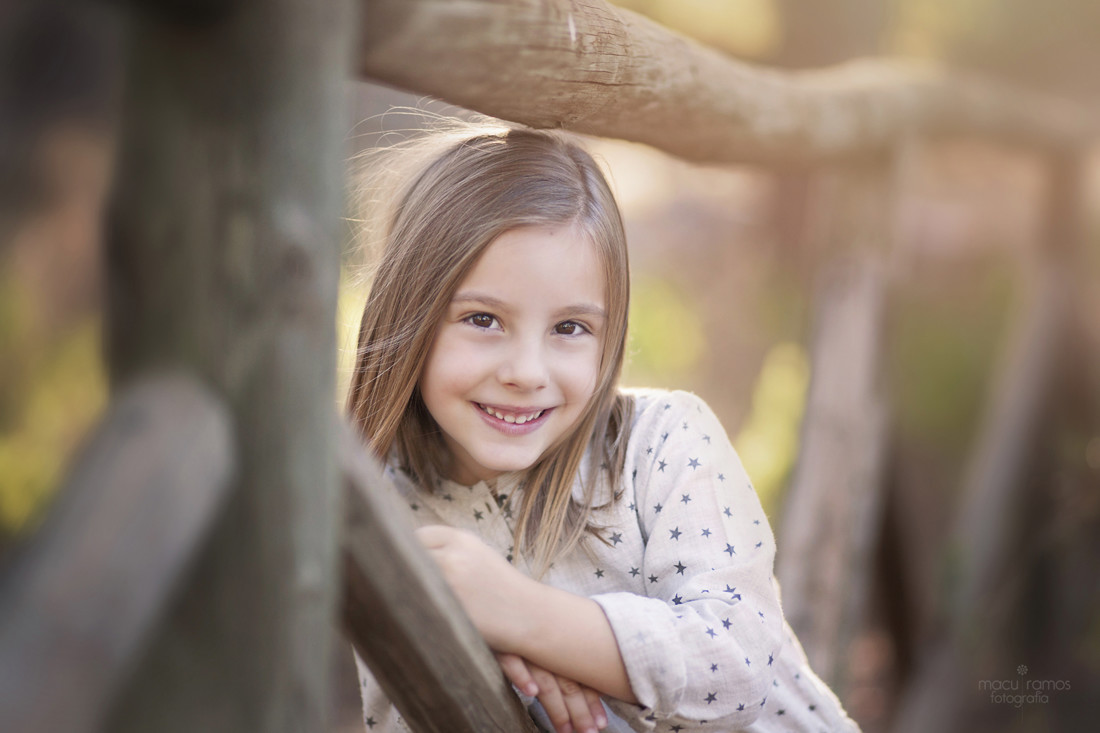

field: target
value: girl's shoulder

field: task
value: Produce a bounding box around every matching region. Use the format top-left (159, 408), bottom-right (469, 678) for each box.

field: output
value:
top-left (618, 387), bottom-right (721, 438)
top-left (620, 386), bottom-right (715, 419)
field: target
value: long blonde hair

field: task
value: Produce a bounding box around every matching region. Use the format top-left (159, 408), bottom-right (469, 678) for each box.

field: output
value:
top-left (346, 121), bottom-right (632, 573)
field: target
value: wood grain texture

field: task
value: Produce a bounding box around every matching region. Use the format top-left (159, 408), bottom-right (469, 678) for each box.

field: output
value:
top-left (339, 423), bottom-right (539, 733)
top-left (103, 0), bottom-right (353, 729)
top-left (0, 374), bottom-right (234, 733)
top-left (358, 0), bottom-right (1097, 163)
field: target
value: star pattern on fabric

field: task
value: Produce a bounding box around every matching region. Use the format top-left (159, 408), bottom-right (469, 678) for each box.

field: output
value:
top-left (356, 390), bottom-right (846, 733)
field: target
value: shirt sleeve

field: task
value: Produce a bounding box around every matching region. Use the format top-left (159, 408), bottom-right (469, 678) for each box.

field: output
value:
top-left (590, 390), bottom-right (785, 728)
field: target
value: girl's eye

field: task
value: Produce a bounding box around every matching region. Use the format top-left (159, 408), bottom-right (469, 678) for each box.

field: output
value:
top-left (554, 321), bottom-right (587, 336)
top-left (466, 313), bottom-right (497, 329)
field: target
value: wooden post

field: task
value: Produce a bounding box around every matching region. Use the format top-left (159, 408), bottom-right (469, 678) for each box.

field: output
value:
top-left (102, 1), bottom-right (353, 729)
top-left (890, 154), bottom-right (1083, 733)
top-left (776, 158), bottom-right (896, 693)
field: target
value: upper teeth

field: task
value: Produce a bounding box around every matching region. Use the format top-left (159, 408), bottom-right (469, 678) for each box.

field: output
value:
top-left (481, 405), bottom-right (544, 424)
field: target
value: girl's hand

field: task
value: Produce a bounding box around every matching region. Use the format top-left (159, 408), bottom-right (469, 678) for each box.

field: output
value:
top-left (497, 652), bottom-right (608, 733)
top-left (415, 524), bottom-right (535, 650)
top-left (416, 524), bottom-right (638, 706)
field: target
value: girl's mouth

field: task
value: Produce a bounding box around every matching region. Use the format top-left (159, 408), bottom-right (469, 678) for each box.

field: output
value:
top-left (476, 403), bottom-right (546, 425)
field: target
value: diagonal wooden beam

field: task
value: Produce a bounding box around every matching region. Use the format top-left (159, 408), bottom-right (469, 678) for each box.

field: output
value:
top-left (0, 375), bottom-right (234, 733)
top-left (339, 422), bottom-right (539, 733)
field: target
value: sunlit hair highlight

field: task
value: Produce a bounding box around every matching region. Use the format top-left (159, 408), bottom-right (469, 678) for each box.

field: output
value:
top-left (346, 119), bottom-right (632, 574)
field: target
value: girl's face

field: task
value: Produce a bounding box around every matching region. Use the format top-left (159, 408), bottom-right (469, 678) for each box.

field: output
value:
top-left (419, 225), bottom-right (606, 485)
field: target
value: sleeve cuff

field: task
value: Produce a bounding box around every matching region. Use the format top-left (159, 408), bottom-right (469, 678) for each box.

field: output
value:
top-left (591, 591), bottom-right (687, 715)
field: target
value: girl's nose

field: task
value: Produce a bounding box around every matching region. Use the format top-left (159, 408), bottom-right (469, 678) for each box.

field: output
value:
top-left (497, 337), bottom-right (549, 390)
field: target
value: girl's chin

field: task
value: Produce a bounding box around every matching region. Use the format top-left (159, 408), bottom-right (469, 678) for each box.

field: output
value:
top-left (462, 456), bottom-right (541, 482)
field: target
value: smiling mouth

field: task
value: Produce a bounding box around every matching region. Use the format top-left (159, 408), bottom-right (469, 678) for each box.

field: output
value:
top-left (476, 403), bottom-right (547, 425)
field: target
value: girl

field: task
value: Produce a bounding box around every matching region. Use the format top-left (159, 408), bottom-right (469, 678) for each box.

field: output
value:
top-left (346, 121), bottom-right (860, 733)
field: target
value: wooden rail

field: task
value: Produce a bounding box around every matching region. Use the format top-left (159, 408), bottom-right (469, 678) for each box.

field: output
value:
top-left (0, 375), bottom-right (233, 733)
top-left (339, 424), bottom-right (539, 733)
top-left (359, 0), bottom-right (1097, 164)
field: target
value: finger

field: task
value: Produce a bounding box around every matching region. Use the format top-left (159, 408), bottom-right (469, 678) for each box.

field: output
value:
top-left (496, 653), bottom-right (539, 696)
top-left (583, 686), bottom-right (607, 729)
top-left (414, 525), bottom-right (454, 548)
top-left (556, 675), bottom-right (597, 733)
top-left (530, 666), bottom-right (571, 733)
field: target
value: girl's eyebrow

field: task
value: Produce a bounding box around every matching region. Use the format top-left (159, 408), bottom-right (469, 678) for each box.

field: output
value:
top-left (555, 303), bottom-right (607, 320)
top-left (451, 291), bottom-right (606, 319)
top-left (451, 291), bottom-right (507, 309)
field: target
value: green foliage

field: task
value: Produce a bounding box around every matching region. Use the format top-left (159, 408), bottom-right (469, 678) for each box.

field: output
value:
top-left (623, 274), bottom-right (706, 385)
top-left (335, 268), bottom-right (369, 406)
top-left (733, 342), bottom-right (809, 517)
top-left (0, 273), bottom-right (106, 539)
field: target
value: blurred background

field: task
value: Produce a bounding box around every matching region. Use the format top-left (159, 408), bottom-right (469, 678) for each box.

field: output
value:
top-left (2, 1), bottom-right (1098, 731)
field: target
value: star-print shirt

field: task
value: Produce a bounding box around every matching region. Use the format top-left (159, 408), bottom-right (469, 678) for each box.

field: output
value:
top-left (355, 389), bottom-right (861, 732)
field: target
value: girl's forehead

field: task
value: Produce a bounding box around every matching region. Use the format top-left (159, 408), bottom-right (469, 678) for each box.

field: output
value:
top-left (454, 225), bottom-right (606, 305)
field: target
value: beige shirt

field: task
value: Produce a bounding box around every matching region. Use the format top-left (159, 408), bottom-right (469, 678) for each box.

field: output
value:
top-left (356, 389), bottom-right (860, 732)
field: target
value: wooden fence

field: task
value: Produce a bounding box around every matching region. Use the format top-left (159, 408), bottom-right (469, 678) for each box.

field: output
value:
top-left (0, 0), bottom-right (1095, 731)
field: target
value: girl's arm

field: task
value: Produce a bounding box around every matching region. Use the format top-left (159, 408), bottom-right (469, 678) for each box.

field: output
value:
top-left (417, 525), bottom-right (638, 703)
